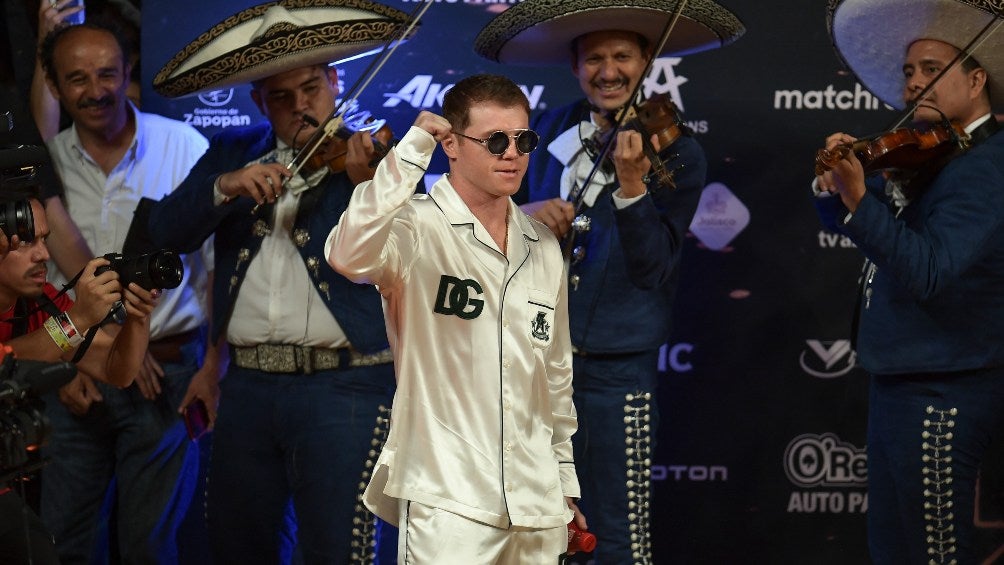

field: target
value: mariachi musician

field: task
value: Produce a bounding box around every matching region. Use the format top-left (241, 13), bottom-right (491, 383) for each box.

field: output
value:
top-left (145, 1), bottom-right (418, 562)
top-left (813, 0), bottom-right (1004, 562)
top-left (475, 1), bottom-right (745, 563)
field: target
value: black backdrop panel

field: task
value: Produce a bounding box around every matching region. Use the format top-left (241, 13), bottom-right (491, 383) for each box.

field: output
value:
top-left (143, 1), bottom-right (1004, 562)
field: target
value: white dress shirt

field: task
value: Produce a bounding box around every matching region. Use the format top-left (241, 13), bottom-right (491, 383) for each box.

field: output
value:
top-left (326, 126), bottom-right (580, 529)
top-left (224, 142), bottom-right (347, 347)
top-left (46, 105), bottom-right (211, 339)
top-left (551, 120), bottom-right (647, 209)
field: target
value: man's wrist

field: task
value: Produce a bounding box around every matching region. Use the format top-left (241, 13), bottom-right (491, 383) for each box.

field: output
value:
top-left (213, 176), bottom-right (232, 206)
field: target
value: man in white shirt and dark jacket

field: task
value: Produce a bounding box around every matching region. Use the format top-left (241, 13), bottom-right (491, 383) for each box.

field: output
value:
top-left (147, 1), bottom-right (419, 562)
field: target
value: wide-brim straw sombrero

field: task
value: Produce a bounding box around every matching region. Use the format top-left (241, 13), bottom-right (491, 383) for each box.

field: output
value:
top-left (153, 0), bottom-right (418, 98)
top-left (828, 0), bottom-right (1004, 111)
top-left (473, 0), bottom-right (745, 66)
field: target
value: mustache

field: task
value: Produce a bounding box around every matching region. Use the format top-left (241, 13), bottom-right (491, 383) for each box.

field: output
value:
top-left (78, 96), bottom-right (115, 110)
top-left (592, 77), bottom-right (629, 88)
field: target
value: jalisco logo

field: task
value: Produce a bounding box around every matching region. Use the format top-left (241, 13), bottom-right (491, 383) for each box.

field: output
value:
top-left (688, 182), bottom-right (749, 251)
top-left (774, 82), bottom-right (888, 111)
top-left (799, 339), bottom-right (856, 378)
top-left (434, 275), bottom-right (485, 320)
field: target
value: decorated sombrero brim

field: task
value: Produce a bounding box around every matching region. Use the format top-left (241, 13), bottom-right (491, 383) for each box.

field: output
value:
top-left (828, 0), bottom-right (1004, 111)
top-left (153, 0), bottom-right (417, 98)
top-left (473, 0), bottom-right (745, 66)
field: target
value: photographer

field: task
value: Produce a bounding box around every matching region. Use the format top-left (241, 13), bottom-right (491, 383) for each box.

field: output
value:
top-left (36, 17), bottom-right (218, 564)
top-left (0, 189), bottom-right (156, 565)
top-left (0, 195), bottom-right (157, 383)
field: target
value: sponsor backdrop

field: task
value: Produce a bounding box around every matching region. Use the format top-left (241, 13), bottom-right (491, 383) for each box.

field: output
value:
top-left (143, 1), bottom-right (1004, 563)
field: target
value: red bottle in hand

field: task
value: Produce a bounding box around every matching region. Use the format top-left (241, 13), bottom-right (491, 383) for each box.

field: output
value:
top-left (567, 521), bottom-right (597, 553)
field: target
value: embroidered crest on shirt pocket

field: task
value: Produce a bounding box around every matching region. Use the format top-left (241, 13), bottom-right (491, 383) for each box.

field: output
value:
top-left (527, 290), bottom-right (555, 348)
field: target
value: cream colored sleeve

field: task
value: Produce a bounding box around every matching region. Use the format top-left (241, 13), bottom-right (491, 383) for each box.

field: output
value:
top-left (325, 126), bottom-right (436, 286)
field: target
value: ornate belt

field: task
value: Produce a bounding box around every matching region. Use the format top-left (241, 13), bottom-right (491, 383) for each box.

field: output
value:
top-left (230, 343), bottom-right (393, 374)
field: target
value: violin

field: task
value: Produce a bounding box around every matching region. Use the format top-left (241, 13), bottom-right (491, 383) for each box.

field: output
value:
top-left (814, 121), bottom-right (970, 177)
top-left (587, 93), bottom-right (686, 189)
top-left (303, 109), bottom-right (396, 173)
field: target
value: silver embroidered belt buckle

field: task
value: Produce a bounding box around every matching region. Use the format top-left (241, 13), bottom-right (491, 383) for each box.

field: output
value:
top-left (230, 343), bottom-right (392, 374)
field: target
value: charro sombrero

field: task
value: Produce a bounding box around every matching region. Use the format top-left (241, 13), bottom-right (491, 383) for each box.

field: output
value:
top-left (473, 0), bottom-right (745, 66)
top-left (828, 0), bottom-right (1004, 111)
top-left (153, 0), bottom-right (417, 98)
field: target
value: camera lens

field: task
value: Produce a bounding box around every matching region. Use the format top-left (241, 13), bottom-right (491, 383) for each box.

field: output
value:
top-left (98, 250), bottom-right (185, 290)
top-left (146, 251), bottom-right (184, 289)
top-left (0, 200), bottom-right (34, 243)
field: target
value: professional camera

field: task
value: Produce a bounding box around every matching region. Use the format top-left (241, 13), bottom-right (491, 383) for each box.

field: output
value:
top-left (0, 349), bottom-right (76, 482)
top-left (0, 144), bottom-right (45, 244)
top-left (95, 250), bottom-right (184, 290)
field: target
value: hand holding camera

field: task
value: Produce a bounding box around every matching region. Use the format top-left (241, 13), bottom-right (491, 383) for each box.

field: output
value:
top-left (68, 257), bottom-right (160, 332)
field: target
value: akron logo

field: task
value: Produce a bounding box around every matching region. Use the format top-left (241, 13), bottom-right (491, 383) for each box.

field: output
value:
top-left (799, 339), bottom-right (856, 378)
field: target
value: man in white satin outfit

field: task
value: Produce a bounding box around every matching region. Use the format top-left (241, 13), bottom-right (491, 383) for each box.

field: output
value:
top-left (327, 74), bottom-right (586, 563)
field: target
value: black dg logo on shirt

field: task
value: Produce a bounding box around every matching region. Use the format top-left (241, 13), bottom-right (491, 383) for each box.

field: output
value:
top-left (434, 275), bottom-right (485, 320)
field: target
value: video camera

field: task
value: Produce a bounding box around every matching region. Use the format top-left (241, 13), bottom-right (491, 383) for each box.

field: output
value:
top-left (0, 144), bottom-right (44, 244)
top-left (0, 347), bottom-right (76, 483)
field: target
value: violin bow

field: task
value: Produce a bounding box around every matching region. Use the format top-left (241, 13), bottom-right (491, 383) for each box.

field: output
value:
top-left (562, 0), bottom-right (688, 257)
top-left (284, 0), bottom-right (432, 182)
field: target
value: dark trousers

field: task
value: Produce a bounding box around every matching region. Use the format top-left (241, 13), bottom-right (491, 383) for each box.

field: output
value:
top-left (40, 336), bottom-right (202, 565)
top-left (571, 350), bottom-right (660, 565)
top-left (207, 363), bottom-right (396, 565)
top-left (867, 367), bottom-right (1004, 564)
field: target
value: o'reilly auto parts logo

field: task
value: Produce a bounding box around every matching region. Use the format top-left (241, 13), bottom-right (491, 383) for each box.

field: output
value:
top-left (784, 433), bottom-right (868, 514)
